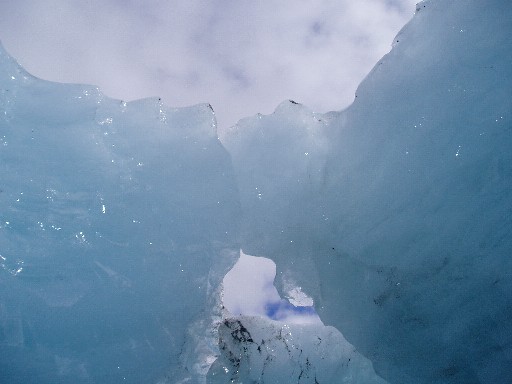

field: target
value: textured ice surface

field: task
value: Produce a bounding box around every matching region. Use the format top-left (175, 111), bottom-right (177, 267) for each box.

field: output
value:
top-left (216, 252), bottom-right (388, 383)
top-left (222, 0), bottom-right (512, 383)
top-left (208, 316), bottom-right (387, 384)
top-left (0, 46), bottom-right (240, 383)
top-left (1, 0), bottom-right (512, 383)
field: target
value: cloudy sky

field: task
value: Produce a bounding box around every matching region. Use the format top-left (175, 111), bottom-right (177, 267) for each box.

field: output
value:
top-left (223, 251), bottom-right (323, 324)
top-left (0, 0), bottom-right (416, 130)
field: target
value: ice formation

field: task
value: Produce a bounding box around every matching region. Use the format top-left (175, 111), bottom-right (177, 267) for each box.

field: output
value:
top-left (1, 0), bottom-right (512, 383)
top-left (0, 46), bottom-right (241, 383)
top-left (208, 317), bottom-right (387, 384)
top-left (222, 1), bottom-right (512, 382)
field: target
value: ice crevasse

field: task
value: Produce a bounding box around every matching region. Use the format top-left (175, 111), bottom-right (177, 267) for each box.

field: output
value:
top-left (1, 0), bottom-right (512, 383)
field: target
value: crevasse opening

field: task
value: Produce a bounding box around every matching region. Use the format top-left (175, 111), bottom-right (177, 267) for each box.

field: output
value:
top-left (211, 251), bottom-right (388, 383)
top-left (222, 249), bottom-right (321, 324)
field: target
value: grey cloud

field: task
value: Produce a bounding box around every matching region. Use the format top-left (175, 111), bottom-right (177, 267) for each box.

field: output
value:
top-left (0, 0), bottom-right (417, 129)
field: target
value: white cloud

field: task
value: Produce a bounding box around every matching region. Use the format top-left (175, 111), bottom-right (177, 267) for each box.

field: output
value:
top-left (0, 0), bottom-right (416, 129)
top-left (222, 251), bottom-right (281, 317)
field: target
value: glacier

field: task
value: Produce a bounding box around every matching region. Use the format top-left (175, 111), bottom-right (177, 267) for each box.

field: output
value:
top-left (1, 0), bottom-right (512, 383)
top-left (0, 46), bottom-right (242, 383)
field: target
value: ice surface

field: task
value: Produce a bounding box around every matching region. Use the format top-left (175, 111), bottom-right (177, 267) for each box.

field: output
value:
top-left (219, 252), bottom-right (387, 383)
top-left (222, 0), bottom-right (512, 383)
top-left (1, 0), bottom-right (512, 383)
top-left (208, 316), bottom-right (387, 384)
top-left (0, 45), bottom-right (240, 383)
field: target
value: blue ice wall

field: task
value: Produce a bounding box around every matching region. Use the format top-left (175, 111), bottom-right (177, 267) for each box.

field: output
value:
top-left (0, 46), bottom-right (240, 383)
top-left (1, 0), bottom-right (512, 383)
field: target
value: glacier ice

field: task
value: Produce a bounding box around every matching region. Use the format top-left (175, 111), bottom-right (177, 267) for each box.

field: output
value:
top-left (1, 0), bottom-right (512, 383)
top-left (218, 252), bottom-right (387, 383)
top-left (0, 45), bottom-right (241, 383)
top-left (222, 0), bottom-right (512, 383)
top-left (208, 316), bottom-right (388, 384)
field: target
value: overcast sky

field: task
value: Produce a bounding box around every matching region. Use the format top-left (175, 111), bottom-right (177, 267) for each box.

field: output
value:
top-left (0, 0), bottom-right (416, 130)
top-left (223, 251), bottom-right (323, 324)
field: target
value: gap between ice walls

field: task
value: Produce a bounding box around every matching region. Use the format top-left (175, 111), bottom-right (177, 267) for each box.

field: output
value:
top-left (1, 0), bottom-right (512, 383)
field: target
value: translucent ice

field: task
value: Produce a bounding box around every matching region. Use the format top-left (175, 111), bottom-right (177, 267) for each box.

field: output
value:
top-left (222, 0), bottom-right (512, 383)
top-left (1, 0), bottom-right (512, 382)
top-left (208, 316), bottom-right (388, 384)
top-left (0, 45), bottom-right (240, 383)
